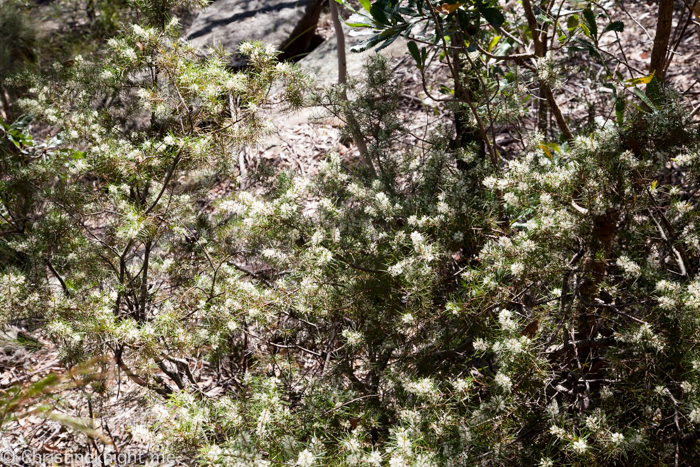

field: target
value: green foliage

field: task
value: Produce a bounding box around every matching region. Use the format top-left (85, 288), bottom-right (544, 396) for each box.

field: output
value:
top-left (0, 0), bottom-right (36, 79)
top-left (3, 0), bottom-right (700, 465)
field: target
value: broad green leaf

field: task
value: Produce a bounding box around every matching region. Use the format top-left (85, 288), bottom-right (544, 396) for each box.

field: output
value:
top-left (369, 4), bottom-right (389, 25)
top-left (603, 21), bottom-right (624, 34)
top-left (602, 82), bottom-right (617, 98)
top-left (567, 14), bottom-right (579, 31)
top-left (580, 22), bottom-right (591, 38)
top-left (344, 13), bottom-right (376, 27)
top-left (407, 40), bottom-right (423, 69)
top-left (350, 33), bottom-right (384, 53)
top-left (456, 9), bottom-right (472, 33)
top-left (375, 30), bottom-right (401, 52)
top-left (570, 37), bottom-right (602, 61)
top-left (633, 87), bottom-right (656, 110)
top-left (615, 98), bottom-right (626, 125)
top-left (335, 0), bottom-right (359, 14)
top-left (358, 0), bottom-right (371, 13)
top-left (547, 142), bottom-right (561, 154)
top-left (480, 7), bottom-right (505, 29)
top-left (646, 75), bottom-right (662, 105)
top-left (583, 8), bottom-right (598, 39)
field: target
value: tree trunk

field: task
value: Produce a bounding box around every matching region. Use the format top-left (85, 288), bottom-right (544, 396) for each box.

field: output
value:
top-left (649, 0), bottom-right (674, 80)
top-left (328, 0), bottom-right (376, 177)
top-left (329, 0), bottom-right (346, 86)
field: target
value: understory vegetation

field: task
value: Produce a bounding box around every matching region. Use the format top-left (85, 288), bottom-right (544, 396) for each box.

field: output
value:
top-left (2, 0), bottom-right (700, 465)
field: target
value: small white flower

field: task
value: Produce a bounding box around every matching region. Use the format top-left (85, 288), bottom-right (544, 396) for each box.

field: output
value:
top-left (600, 386), bottom-right (613, 400)
top-left (453, 378), bottom-right (471, 392)
top-left (375, 192), bottom-right (391, 212)
top-left (503, 191), bottom-right (519, 206)
top-left (689, 408), bottom-right (700, 424)
top-left (572, 438), bottom-right (588, 454)
top-left (616, 255), bottom-right (641, 278)
top-left (505, 338), bottom-right (524, 354)
top-left (498, 309), bottom-right (517, 332)
top-left (494, 372), bottom-right (512, 392)
top-left (311, 229), bottom-right (324, 247)
top-left (538, 458), bottom-right (553, 467)
top-left (342, 329), bottom-right (363, 346)
top-left (611, 432), bottom-right (625, 445)
top-left (365, 450), bottom-right (382, 466)
top-left (585, 415), bottom-right (599, 431)
top-left (296, 449), bottom-right (315, 467)
top-left (510, 262), bottom-right (525, 277)
top-left (401, 313), bottom-right (415, 325)
top-left (406, 378), bottom-right (436, 397)
top-left (546, 400), bottom-right (559, 417)
top-left (473, 338), bottom-right (489, 352)
top-left (657, 295), bottom-right (677, 310)
top-left (681, 381), bottom-right (695, 393)
top-left (205, 445), bottom-right (222, 463)
top-left (549, 425), bottom-right (566, 438)
top-left (395, 428), bottom-right (411, 454)
top-left (410, 231), bottom-right (425, 247)
top-left (132, 24), bottom-right (147, 37)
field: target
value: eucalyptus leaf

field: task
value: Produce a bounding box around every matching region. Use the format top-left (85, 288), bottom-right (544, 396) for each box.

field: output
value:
top-left (582, 7), bottom-right (598, 39)
top-left (479, 7), bottom-right (504, 29)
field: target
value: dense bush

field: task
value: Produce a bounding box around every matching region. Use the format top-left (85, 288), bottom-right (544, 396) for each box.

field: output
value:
top-left (3, 0), bottom-right (700, 465)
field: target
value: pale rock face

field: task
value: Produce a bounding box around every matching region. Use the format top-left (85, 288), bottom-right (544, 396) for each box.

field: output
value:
top-left (187, 0), bottom-right (407, 84)
top-left (295, 23), bottom-right (407, 88)
top-left (186, 0), bottom-right (313, 65)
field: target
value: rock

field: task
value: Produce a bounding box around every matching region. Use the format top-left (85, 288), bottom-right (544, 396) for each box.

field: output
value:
top-left (295, 26), bottom-right (407, 88)
top-left (186, 0), bottom-right (323, 66)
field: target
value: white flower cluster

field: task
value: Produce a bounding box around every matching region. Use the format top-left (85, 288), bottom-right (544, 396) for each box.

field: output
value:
top-left (616, 255), bottom-right (641, 278)
top-left (615, 323), bottom-right (665, 352)
top-left (405, 378), bottom-right (438, 398)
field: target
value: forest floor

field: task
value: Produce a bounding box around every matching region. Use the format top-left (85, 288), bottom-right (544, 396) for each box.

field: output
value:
top-left (1, 0), bottom-right (700, 465)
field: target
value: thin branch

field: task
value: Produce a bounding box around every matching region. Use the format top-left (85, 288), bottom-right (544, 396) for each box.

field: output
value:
top-left (46, 260), bottom-right (70, 297)
top-left (144, 150), bottom-right (182, 216)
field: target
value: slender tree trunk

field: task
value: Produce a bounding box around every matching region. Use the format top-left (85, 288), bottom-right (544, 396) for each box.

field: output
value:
top-left (649, 0), bottom-right (675, 80)
top-left (0, 83), bottom-right (13, 122)
top-left (329, 0), bottom-right (347, 87)
top-left (328, 0), bottom-right (376, 177)
top-left (139, 241), bottom-right (152, 322)
top-left (542, 84), bottom-right (573, 142)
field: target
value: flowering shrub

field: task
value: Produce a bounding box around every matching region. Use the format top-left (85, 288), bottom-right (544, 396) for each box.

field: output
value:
top-left (3, 0), bottom-right (700, 465)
